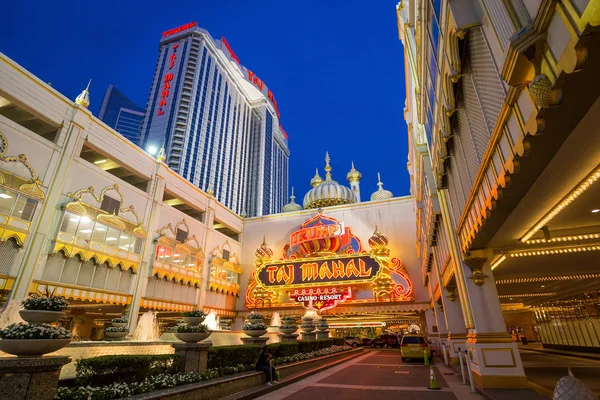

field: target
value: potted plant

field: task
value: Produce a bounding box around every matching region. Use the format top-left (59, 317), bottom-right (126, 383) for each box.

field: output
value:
top-left (242, 322), bottom-right (268, 338)
top-left (176, 319), bottom-right (186, 327)
top-left (0, 323), bottom-right (71, 356)
top-left (104, 326), bottom-right (128, 339)
top-left (182, 310), bottom-right (207, 325)
top-left (301, 322), bottom-right (316, 333)
top-left (111, 317), bottom-right (128, 328)
top-left (281, 316), bottom-right (296, 324)
top-left (174, 324), bottom-right (211, 343)
top-left (279, 324), bottom-right (298, 334)
top-left (247, 312), bottom-right (264, 324)
top-left (316, 319), bottom-right (329, 331)
top-left (19, 290), bottom-right (69, 325)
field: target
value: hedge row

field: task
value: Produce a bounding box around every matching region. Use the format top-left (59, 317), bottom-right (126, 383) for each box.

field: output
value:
top-left (75, 339), bottom-right (346, 386)
top-left (75, 354), bottom-right (179, 387)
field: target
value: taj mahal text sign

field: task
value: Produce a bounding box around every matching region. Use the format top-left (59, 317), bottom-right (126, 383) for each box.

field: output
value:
top-left (256, 254), bottom-right (382, 288)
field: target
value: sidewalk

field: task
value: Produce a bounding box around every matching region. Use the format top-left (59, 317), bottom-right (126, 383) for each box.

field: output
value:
top-left (519, 342), bottom-right (600, 361)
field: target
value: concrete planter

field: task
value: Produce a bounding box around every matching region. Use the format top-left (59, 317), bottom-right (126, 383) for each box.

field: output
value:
top-left (19, 310), bottom-right (65, 325)
top-left (301, 327), bottom-right (316, 333)
top-left (104, 331), bottom-right (128, 339)
top-left (111, 322), bottom-right (127, 328)
top-left (0, 338), bottom-right (71, 357)
top-left (247, 318), bottom-right (264, 324)
top-left (280, 328), bottom-right (297, 334)
top-left (174, 333), bottom-right (211, 343)
top-left (243, 329), bottom-right (267, 338)
top-left (183, 317), bottom-right (205, 325)
top-left (316, 325), bottom-right (329, 331)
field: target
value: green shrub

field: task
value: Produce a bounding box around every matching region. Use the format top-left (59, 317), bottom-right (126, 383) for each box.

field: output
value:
top-left (317, 339), bottom-right (333, 349)
top-left (333, 337), bottom-right (345, 346)
top-left (207, 345), bottom-right (262, 369)
top-left (268, 342), bottom-right (298, 358)
top-left (75, 354), bottom-right (179, 387)
top-left (298, 340), bottom-right (319, 353)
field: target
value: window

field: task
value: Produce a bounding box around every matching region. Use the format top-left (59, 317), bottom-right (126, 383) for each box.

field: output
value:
top-left (58, 211), bottom-right (144, 254)
top-left (155, 243), bottom-right (201, 272)
top-left (222, 249), bottom-right (230, 261)
top-left (101, 196), bottom-right (121, 214)
top-left (176, 228), bottom-right (189, 243)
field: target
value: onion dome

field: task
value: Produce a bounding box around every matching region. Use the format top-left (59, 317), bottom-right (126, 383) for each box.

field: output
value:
top-left (303, 153), bottom-right (357, 209)
top-left (346, 161), bottom-right (362, 183)
top-left (372, 273), bottom-right (395, 296)
top-left (369, 225), bottom-right (390, 256)
top-left (282, 187), bottom-right (303, 213)
top-left (310, 169), bottom-right (323, 188)
top-left (75, 79), bottom-right (91, 108)
top-left (255, 237), bottom-right (273, 259)
top-left (368, 226), bottom-right (389, 248)
top-left (370, 173), bottom-right (394, 201)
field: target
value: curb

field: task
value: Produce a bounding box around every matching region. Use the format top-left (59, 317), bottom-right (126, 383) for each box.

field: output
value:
top-left (222, 349), bottom-right (365, 400)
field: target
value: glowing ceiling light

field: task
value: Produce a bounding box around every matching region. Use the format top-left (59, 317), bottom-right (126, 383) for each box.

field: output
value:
top-left (94, 159), bottom-right (107, 165)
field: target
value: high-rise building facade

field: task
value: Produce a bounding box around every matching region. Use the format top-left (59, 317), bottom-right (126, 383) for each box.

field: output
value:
top-left (139, 22), bottom-right (289, 217)
top-left (98, 85), bottom-right (145, 143)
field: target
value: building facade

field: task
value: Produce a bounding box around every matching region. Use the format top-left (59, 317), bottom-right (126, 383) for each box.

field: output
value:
top-left (98, 84), bottom-right (145, 143)
top-left (139, 22), bottom-right (289, 217)
top-left (398, 0), bottom-right (600, 389)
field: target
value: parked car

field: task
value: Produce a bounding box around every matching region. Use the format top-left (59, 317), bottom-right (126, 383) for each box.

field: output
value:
top-left (400, 334), bottom-right (432, 362)
top-left (361, 337), bottom-right (373, 346)
top-left (344, 336), bottom-right (362, 347)
top-left (371, 334), bottom-right (399, 348)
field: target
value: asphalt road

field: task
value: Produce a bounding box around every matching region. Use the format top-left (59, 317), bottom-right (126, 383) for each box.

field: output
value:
top-left (520, 348), bottom-right (600, 396)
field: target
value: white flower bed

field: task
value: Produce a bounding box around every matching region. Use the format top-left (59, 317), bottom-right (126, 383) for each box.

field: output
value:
top-left (0, 323), bottom-right (70, 339)
top-left (273, 345), bottom-right (352, 365)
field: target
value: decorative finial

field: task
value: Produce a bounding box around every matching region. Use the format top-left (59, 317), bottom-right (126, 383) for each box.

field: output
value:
top-left (156, 144), bottom-right (166, 163)
top-left (310, 168), bottom-right (323, 188)
top-left (262, 235), bottom-right (267, 246)
top-left (290, 187), bottom-right (296, 203)
top-left (206, 184), bottom-right (214, 196)
top-left (377, 173), bottom-right (383, 188)
top-left (75, 79), bottom-right (92, 108)
top-left (324, 152), bottom-right (332, 181)
top-left (347, 161), bottom-right (362, 183)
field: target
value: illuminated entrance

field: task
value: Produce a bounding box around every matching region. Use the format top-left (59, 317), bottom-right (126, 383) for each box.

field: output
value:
top-left (246, 211), bottom-right (420, 331)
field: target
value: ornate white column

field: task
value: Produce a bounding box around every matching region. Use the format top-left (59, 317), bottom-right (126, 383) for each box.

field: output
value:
top-left (462, 252), bottom-right (527, 389)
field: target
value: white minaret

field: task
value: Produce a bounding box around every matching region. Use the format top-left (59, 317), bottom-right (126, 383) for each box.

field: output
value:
top-left (346, 161), bottom-right (362, 202)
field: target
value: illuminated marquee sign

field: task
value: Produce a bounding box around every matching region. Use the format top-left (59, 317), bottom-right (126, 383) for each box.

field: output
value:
top-left (162, 22), bottom-right (197, 38)
top-left (290, 287), bottom-right (351, 312)
top-left (256, 254), bottom-right (382, 288)
top-left (290, 222), bottom-right (345, 247)
top-left (157, 44), bottom-right (180, 116)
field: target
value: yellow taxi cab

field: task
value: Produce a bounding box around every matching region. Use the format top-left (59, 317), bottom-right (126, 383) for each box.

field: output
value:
top-left (400, 334), bottom-right (432, 362)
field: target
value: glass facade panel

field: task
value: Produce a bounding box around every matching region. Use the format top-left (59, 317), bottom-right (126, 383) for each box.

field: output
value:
top-left (76, 217), bottom-right (94, 240)
top-left (0, 188), bottom-right (16, 215)
top-left (91, 223), bottom-right (108, 243)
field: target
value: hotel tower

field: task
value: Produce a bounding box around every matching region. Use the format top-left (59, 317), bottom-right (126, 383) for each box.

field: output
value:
top-left (139, 22), bottom-right (289, 217)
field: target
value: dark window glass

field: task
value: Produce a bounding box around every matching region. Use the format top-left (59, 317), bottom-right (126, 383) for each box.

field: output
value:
top-left (222, 249), bottom-right (230, 261)
top-left (101, 196), bottom-right (120, 214)
top-left (176, 229), bottom-right (188, 243)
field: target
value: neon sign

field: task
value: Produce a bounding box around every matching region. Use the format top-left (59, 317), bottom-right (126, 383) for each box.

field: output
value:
top-left (290, 287), bottom-right (352, 312)
top-left (290, 223), bottom-right (345, 247)
top-left (162, 22), bottom-right (197, 38)
top-left (157, 44), bottom-right (179, 116)
top-left (256, 254), bottom-right (382, 288)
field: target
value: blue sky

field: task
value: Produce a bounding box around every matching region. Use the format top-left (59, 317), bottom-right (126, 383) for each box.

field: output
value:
top-left (2, 0), bottom-right (409, 201)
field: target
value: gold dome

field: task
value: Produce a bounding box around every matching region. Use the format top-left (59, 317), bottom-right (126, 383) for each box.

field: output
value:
top-left (303, 153), bottom-right (356, 209)
top-left (282, 187), bottom-right (303, 213)
top-left (255, 237), bottom-right (273, 259)
top-left (75, 79), bottom-right (91, 108)
top-left (310, 169), bottom-right (323, 188)
top-left (370, 173), bottom-right (394, 201)
top-left (346, 161), bottom-right (362, 183)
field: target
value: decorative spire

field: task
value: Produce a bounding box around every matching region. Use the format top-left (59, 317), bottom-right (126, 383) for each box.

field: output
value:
top-left (310, 168), bottom-right (323, 188)
top-left (324, 152), bottom-right (332, 181)
top-left (346, 161), bottom-right (362, 183)
top-left (371, 172), bottom-right (394, 201)
top-left (75, 79), bottom-right (92, 108)
top-left (282, 187), bottom-right (303, 213)
top-left (156, 144), bottom-right (166, 163)
top-left (206, 184), bottom-right (214, 196)
top-left (255, 236), bottom-right (273, 259)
